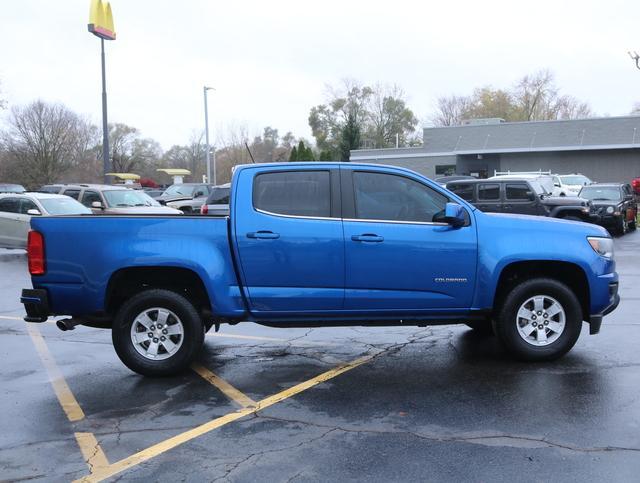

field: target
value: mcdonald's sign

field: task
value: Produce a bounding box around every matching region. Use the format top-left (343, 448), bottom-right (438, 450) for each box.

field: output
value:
top-left (88, 0), bottom-right (116, 40)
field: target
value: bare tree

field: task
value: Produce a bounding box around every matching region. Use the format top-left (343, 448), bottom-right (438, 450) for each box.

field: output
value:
top-left (431, 95), bottom-right (471, 127)
top-left (107, 123), bottom-right (162, 174)
top-left (1, 100), bottom-right (95, 186)
top-left (367, 84), bottom-right (418, 148)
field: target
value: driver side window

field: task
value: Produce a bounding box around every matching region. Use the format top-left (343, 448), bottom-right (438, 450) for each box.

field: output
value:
top-left (353, 171), bottom-right (448, 223)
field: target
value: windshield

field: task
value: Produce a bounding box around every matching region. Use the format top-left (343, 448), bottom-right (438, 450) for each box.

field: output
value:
top-left (40, 198), bottom-right (91, 215)
top-left (579, 186), bottom-right (621, 201)
top-left (207, 187), bottom-right (230, 205)
top-left (163, 184), bottom-right (196, 197)
top-left (560, 175), bottom-right (590, 185)
top-left (103, 190), bottom-right (160, 207)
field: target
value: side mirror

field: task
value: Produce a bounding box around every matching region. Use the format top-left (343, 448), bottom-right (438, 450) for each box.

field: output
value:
top-left (443, 202), bottom-right (465, 227)
top-left (27, 209), bottom-right (41, 216)
top-left (195, 191), bottom-right (205, 198)
top-left (554, 183), bottom-right (561, 188)
top-left (91, 201), bottom-right (104, 209)
top-left (526, 191), bottom-right (536, 201)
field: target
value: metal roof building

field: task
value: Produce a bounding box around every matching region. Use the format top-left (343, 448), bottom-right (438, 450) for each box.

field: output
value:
top-left (350, 116), bottom-right (640, 182)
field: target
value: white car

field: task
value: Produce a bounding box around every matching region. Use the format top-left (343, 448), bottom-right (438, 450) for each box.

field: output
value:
top-left (552, 174), bottom-right (592, 196)
top-left (0, 193), bottom-right (91, 249)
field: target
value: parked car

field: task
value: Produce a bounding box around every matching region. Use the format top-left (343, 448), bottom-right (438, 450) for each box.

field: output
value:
top-left (200, 183), bottom-right (231, 215)
top-left (578, 183), bottom-right (637, 235)
top-left (434, 175), bottom-right (476, 187)
top-left (0, 183), bottom-right (26, 193)
top-left (42, 184), bottom-right (182, 215)
top-left (0, 193), bottom-right (90, 248)
top-left (155, 183), bottom-right (213, 205)
top-left (446, 178), bottom-right (594, 222)
top-left (142, 188), bottom-right (165, 198)
top-left (165, 188), bottom-right (212, 214)
top-left (21, 163), bottom-right (618, 376)
top-left (552, 174), bottom-right (592, 197)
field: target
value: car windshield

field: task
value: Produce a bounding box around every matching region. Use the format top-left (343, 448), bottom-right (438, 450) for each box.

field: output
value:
top-left (207, 187), bottom-right (230, 205)
top-left (103, 190), bottom-right (159, 207)
top-left (163, 184), bottom-right (196, 197)
top-left (0, 184), bottom-right (26, 193)
top-left (579, 186), bottom-right (621, 201)
top-left (39, 197), bottom-right (91, 215)
top-left (560, 175), bottom-right (590, 185)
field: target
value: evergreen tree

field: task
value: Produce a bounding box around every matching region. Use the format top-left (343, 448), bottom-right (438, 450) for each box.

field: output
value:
top-left (289, 146), bottom-right (298, 161)
top-left (339, 112), bottom-right (360, 161)
top-left (319, 150), bottom-right (333, 161)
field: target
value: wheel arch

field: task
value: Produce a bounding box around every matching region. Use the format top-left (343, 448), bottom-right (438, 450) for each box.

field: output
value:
top-left (493, 261), bottom-right (590, 321)
top-left (105, 266), bottom-right (212, 318)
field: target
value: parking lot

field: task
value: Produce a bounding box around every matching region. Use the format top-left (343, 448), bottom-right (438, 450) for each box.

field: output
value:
top-left (0, 230), bottom-right (639, 482)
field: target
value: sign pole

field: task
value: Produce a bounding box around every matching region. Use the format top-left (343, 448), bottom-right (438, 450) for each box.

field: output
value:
top-left (101, 38), bottom-right (110, 183)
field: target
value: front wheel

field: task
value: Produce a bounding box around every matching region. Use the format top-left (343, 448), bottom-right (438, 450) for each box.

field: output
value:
top-left (112, 289), bottom-right (205, 376)
top-left (494, 278), bottom-right (582, 361)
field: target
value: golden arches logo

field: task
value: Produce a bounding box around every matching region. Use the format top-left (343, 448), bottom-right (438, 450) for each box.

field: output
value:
top-left (88, 0), bottom-right (115, 40)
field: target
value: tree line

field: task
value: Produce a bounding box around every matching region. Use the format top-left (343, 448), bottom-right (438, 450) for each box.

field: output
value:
top-left (2, 69), bottom-right (636, 189)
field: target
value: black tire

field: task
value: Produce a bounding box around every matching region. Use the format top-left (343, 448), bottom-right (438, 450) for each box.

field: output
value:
top-left (465, 319), bottom-right (494, 335)
top-left (616, 214), bottom-right (628, 236)
top-left (494, 278), bottom-right (582, 362)
top-left (628, 216), bottom-right (636, 231)
top-left (112, 289), bottom-right (205, 376)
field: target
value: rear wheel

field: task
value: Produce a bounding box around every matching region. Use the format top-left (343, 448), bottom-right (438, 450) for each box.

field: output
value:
top-left (112, 289), bottom-right (205, 376)
top-left (616, 214), bottom-right (628, 236)
top-left (494, 278), bottom-right (582, 361)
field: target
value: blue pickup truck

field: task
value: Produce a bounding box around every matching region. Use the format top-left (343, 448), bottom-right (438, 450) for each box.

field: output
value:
top-left (21, 163), bottom-right (619, 376)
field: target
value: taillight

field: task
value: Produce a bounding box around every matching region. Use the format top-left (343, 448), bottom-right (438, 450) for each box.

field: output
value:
top-left (27, 231), bottom-right (45, 275)
top-left (200, 204), bottom-right (208, 215)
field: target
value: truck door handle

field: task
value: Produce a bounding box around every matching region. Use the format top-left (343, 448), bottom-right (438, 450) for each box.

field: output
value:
top-left (246, 231), bottom-right (280, 239)
top-left (351, 234), bottom-right (384, 243)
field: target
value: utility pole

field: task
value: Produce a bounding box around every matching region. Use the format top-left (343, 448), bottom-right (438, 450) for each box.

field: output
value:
top-left (203, 86), bottom-right (215, 184)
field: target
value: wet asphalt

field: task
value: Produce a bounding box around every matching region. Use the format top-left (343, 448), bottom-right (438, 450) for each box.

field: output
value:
top-left (0, 231), bottom-right (639, 482)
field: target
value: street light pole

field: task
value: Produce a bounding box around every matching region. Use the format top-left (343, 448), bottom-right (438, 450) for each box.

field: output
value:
top-left (203, 86), bottom-right (215, 184)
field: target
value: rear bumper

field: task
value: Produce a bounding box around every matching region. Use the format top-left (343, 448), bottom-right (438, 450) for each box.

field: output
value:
top-left (21, 288), bottom-right (50, 323)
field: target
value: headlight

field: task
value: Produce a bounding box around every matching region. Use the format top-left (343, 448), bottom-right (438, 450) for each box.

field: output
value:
top-left (588, 237), bottom-right (614, 259)
top-left (606, 206), bottom-right (614, 214)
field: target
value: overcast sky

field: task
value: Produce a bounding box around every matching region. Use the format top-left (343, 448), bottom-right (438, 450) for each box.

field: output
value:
top-left (1, 0), bottom-right (639, 150)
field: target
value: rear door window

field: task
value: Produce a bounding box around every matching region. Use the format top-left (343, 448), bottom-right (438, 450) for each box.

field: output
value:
top-left (253, 171), bottom-right (331, 217)
top-left (478, 183), bottom-right (500, 200)
top-left (0, 198), bottom-right (20, 213)
top-left (505, 183), bottom-right (530, 200)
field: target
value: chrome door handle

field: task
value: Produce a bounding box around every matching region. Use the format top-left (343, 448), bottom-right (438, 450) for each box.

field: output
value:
top-left (351, 234), bottom-right (384, 243)
top-left (246, 231), bottom-right (280, 239)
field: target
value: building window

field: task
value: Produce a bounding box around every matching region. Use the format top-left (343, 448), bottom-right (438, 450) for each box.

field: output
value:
top-left (435, 165), bottom-right (456, 176)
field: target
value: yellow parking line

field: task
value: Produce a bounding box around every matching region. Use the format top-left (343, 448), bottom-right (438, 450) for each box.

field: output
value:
top-left (26, 324), bottom-right (85, 422)
top-left (74, 432), bottom-right (110, 472)
top-left (74, 354), bottom-right (373, 483)
top-left (191, 363), bottom-right (257, 408)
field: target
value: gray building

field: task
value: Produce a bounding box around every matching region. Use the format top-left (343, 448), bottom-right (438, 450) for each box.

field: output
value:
top-left (351, 116), bottom-right (640, 182)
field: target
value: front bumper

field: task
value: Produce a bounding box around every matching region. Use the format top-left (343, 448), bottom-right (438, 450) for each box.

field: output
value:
top-left (21, 289), bottom-right (50, 323)
top-left (588, 282), bottom-right (619, 335)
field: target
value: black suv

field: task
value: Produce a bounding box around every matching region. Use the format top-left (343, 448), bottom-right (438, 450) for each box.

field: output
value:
top-left (578, 183), bottom-right (637, 235)
top-left (447, 178), bottom-right (594, 221)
